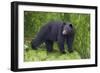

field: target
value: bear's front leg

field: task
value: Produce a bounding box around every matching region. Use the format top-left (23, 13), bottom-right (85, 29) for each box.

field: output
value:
top-left (57, 31), bottom-right (66, 54)
top-left (58, 38), bottom-right (66, 54)
top-left (58, 42), bottom-right (66, 54)
top-left (66, 34), bottom-right (74, 53)
top-left (45, 40), bottom-right (53, 53)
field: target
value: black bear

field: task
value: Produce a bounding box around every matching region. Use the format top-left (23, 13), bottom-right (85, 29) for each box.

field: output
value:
top-left (31, 21), bottom-right (75, 53)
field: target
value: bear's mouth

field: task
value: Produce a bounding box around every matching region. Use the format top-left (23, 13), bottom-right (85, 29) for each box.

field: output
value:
top-left (62, 30), bottom-right (67, 35)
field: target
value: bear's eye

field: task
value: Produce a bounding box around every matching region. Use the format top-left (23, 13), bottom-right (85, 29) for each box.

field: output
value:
top-left (69, 24), bottom-right (73, 28)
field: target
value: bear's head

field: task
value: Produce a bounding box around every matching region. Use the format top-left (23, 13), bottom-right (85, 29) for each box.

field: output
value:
top-left (62, 22), bottom-right (73, 35)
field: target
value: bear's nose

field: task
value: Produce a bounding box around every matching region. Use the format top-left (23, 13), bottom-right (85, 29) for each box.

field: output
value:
top-left (62, 30), bottom-right (67, 35)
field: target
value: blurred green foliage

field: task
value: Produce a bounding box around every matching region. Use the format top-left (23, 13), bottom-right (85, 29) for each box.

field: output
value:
top-left (24, 11), bottom-right (90, 62)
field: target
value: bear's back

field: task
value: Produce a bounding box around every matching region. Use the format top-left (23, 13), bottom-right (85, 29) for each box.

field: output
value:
top-left (46, 21), bottom-right (63, 41)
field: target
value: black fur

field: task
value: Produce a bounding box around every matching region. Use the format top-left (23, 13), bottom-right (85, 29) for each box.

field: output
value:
top-left (31, 21), bottom-right (75, 53)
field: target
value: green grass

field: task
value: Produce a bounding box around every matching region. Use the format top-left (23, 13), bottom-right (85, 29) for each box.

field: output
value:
top-left (24, 42), bottom-right (81, 62)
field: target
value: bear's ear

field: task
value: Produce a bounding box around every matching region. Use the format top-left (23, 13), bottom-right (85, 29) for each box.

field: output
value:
top-left (69, 24), bottom-right (73, 28)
